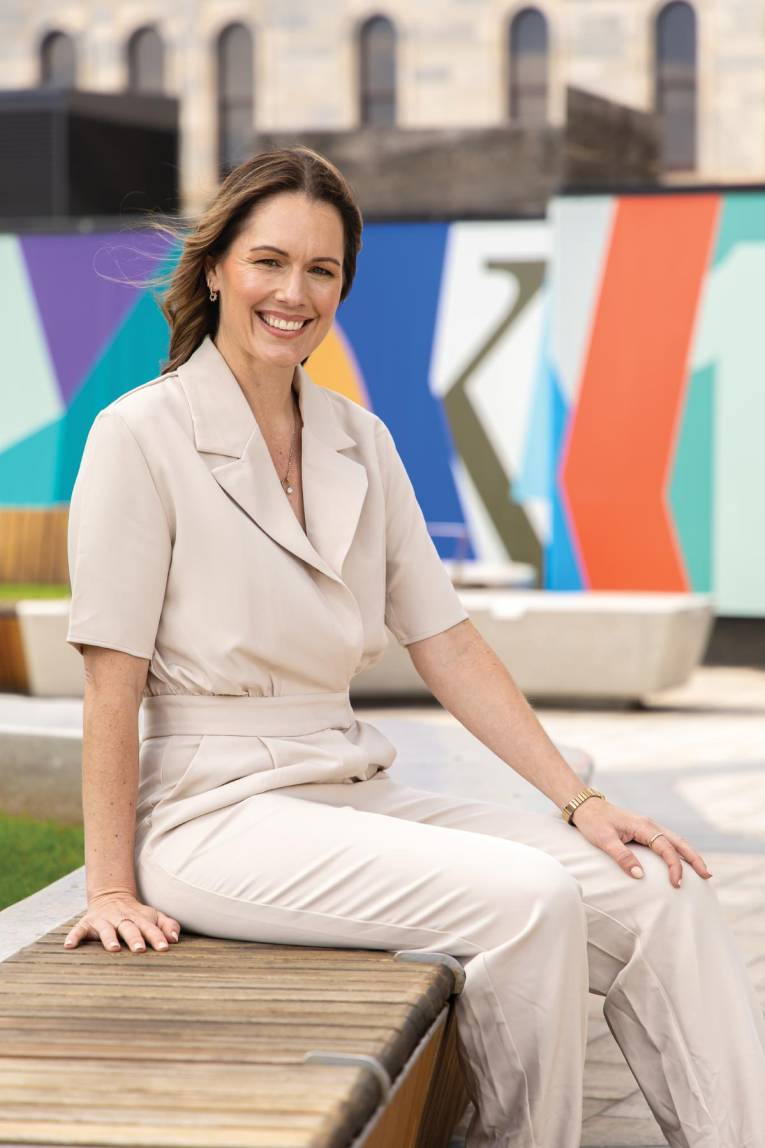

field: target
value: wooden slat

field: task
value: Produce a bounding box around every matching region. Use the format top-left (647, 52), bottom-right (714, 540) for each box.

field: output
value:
top-left (0, 610), bottom-right (27, 692)
top-left (0, 508), bottom-right (69, 584)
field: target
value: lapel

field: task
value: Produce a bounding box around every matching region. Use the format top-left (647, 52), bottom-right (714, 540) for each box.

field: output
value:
top-left (176, 335), bottom-right (368, 585)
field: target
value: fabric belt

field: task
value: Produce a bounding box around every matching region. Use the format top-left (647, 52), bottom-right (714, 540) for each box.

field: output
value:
top-left (141, 690), bottom-right (355, 739)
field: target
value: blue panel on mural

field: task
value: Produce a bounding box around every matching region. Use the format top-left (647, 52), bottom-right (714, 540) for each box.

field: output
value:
top-left (546, 366), bottom-right (583, 590)
top-left (337, 222), bottom-right (466, 558)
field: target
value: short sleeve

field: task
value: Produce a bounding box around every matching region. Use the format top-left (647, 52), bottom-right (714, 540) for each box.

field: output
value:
top-left (375, 420), bottom-right (469, 646)
top-left (66, 408), bottom-right (172, 659)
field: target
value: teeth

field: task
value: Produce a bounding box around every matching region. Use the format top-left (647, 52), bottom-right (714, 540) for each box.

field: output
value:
top-left (261, 313), bottom-right (306, 331)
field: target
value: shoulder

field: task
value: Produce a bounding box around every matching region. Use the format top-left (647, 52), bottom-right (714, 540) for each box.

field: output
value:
top-left (92, 366), bottom-right (188, 451)
top-left (317, 384), bottom-right (383, 435)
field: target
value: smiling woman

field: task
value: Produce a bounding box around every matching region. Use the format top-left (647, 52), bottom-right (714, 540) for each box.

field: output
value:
top-left (63, 145), bottom-right (765, 1148)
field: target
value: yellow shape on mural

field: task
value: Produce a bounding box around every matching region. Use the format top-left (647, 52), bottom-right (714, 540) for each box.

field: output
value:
top-left (304, 323), bottom-right (370, 409)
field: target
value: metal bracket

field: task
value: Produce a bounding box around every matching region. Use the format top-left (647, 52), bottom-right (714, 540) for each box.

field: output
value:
top-left (302, 1051), bottom-right (391, 1103)
top-left (393, 949), bottom-right (466, 994)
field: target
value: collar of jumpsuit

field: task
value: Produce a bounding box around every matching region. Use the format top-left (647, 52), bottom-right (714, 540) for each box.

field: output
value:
top-left (176, 333), bottom-right (369, 587)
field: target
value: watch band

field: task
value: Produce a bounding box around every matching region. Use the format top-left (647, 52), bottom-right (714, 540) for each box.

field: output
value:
top-left (561, 787), bottom-right (606, 825)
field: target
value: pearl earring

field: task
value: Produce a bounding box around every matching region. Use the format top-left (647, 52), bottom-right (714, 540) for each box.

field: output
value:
top-left (208, 284), bottom-right (218, 302)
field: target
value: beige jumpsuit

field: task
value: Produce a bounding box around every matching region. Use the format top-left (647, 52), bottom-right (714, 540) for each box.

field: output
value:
top-left (67, 334), bottom-right (765, 1148)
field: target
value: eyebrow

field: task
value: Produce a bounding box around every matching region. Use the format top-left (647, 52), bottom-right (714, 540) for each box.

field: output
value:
top-left (248, 244), bottom-right (342, 267)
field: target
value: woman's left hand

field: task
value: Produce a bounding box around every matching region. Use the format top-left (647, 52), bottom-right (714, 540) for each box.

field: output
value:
top-left (571, 798), bottom-right (713, 887)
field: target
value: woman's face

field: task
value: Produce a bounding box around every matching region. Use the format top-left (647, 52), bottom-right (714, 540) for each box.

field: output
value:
top-left (206, 191), bottom-right (345, 370)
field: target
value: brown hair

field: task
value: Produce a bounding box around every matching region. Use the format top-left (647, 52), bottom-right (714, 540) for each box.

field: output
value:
top-left (138, 145), bottom-right (363, 373)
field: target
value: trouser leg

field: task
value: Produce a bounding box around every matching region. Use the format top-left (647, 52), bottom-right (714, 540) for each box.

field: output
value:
top-left (137, 785), bottom-right (589, 1148)
top-left (287, 773), bottom-right (765, 1148)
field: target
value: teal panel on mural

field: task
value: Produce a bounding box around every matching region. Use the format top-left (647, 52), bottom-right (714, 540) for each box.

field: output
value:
top-left (0, 420), bottom-right (64, 505)
top-left (669, 363), bottom-right (714, 591)
top-left (692, 213), bottom-right (765, 615)
top-left (711, 193), bottom-right (765, 267)
top-left (59, 291), bottom-right (171, 498)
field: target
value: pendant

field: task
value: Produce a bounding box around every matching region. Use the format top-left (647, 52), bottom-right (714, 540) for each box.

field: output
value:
top-left (283, 478), bottom-right (293, 494)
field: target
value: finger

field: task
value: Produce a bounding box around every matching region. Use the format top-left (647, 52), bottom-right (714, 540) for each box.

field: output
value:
top-left (116, 919), bottom-right (146, 954)
top-left (63, 921), bottom-right (90, 949)
top-left (609, 839), bottom-right (648, 880)
top-left (648, 836), bottom-right (684, 887)
top-left (654, 830), bottom-right (713, 878)
top-left (156, 912), bottom-right (182, 942)
top-left (96, 921), bottom-right (122, 953)
top-left (141, 919), bottom-right (171, 952)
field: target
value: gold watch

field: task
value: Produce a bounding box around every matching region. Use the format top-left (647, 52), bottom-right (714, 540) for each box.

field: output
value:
top-left (561, 787), bottom-right (606, 825)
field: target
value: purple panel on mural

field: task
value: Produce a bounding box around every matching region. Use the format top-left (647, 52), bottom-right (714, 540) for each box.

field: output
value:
top-left (21, 231), bottom-right (171, 403)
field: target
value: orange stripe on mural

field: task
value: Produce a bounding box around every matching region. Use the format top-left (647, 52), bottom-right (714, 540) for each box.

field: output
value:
top-left (561, 195), bottom-right (720, 589)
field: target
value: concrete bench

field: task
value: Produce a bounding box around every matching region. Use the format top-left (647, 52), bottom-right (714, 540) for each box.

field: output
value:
top-left (352, 590), bottom-right (714, 703)
top-left (0, 869), bottom-right (469, 1148)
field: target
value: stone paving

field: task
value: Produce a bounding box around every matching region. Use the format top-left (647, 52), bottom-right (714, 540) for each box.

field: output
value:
top-left (357, 667), bottom-right (765, 1148)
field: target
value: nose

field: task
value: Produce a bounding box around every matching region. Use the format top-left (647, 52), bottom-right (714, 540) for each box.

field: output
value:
top-left (274, 264), bottom-right (308, 307)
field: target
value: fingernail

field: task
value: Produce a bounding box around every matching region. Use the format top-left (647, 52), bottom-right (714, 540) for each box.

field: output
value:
top-left (170, 931), bottom-right (178, 942)
top-left (630, 866), bottom-right (644, 878)
top-left (158, 941), bottom-right (168, 949)
top-left (109, 943), bottom-right (119, 951)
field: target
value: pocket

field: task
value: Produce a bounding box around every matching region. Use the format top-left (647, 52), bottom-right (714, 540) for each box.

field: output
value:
top-left (159, 734), bottom-right (207, 799)
top-left (161, 734), bottom-right (278, 804)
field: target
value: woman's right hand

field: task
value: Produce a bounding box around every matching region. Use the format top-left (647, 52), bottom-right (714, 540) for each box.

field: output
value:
top-left (63, 889), bottom-right (181, 953)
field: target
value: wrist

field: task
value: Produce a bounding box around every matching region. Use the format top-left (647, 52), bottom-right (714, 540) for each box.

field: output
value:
top-left (87, 885), bottom-right (138, 902)
top-left (561, 787), bottom-right (606, 826)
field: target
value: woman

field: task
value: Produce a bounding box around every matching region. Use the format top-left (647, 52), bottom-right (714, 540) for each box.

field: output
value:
top-left (63, 146), bottom-right (765, 1148)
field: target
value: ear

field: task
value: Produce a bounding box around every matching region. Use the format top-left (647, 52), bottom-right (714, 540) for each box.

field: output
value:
top-left (204, 257), bottom-right (218, 291)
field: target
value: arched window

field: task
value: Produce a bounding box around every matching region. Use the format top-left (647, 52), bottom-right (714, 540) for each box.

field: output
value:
top-left (40, 30), bottom-right (76, 89)
top-left (216, 23), bottom-right (254, 176)
top-left (655, 1), bottom-right (697, 170)
top-left (359, 15), bottom-right (396, 125)
top-left (508, 8), bottom-right (549, 126)
top-left (127, 26), bottom-right (165, 94)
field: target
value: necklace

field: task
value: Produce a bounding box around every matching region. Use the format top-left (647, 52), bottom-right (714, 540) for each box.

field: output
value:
top-left (280, 389), bottom-right (300, 496)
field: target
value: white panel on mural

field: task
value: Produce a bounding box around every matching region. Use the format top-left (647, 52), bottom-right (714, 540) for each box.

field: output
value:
top-left (549, 197), bottom-right (615, 404)
top-left (0, 236), bottom-right (62, 454)
top-left (430, 220), bottom-right (550, 399)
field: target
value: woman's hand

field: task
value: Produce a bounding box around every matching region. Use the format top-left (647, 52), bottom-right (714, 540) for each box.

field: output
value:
top-left (571, 798), bottom-right (713, 888)
top-left (63, 889), bottom-right (182, 953)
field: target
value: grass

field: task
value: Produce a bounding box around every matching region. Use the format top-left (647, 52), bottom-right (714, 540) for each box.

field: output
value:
top-left (0, 584), bottom-right (71, 600)
top-left (0, 810), bottom-right (84, 911)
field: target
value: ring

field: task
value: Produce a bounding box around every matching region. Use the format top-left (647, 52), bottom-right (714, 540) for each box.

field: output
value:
top-left (647, 832), bottom-right (666, 849)
top-left (115, 917), bottom-right (132, 928)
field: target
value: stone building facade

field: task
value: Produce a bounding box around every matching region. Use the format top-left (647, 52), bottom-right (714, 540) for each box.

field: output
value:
top-left (2, 1), bottom-right (763, 213)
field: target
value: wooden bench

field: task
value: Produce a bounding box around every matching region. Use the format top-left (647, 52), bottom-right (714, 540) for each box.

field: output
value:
top-left (0, 871), bottom-right (470, 1148)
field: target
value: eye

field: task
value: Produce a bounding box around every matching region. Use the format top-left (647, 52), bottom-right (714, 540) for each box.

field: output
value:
top-left (252, 258), bottom-right (334, 277)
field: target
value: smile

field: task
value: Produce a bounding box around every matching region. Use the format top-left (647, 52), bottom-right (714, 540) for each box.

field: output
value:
top-left (256, 311), bottom-right (313, 336)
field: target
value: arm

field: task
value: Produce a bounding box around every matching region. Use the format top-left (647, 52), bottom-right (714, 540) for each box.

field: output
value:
top-left (407, 619), bottom-right (713, 888)
top-left (80, 646), bottom-right (146, 902)
top-left (63, 645), bottom-right (181, 952)
top-left (406, 618), bottom-right (586, 810)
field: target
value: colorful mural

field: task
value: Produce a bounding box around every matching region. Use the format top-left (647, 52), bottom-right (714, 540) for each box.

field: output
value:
top-left (551, 191), bottom-right (765, 618)
top-left (1, 195), bottom-right (763, 616)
